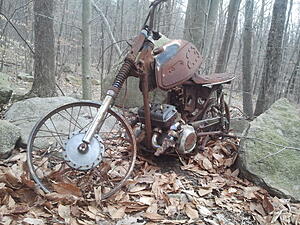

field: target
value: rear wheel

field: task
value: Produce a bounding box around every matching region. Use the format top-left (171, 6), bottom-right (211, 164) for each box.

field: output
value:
top-left (27, 101), bottom-right (137, 200)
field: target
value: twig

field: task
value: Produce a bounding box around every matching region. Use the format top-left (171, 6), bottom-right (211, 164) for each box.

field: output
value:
top-left (96, 39), bottom-right (130, 70)
top-left (255, 147), bottom-right (287, 163)
top-left (224, 133), bottom-right (300, 152)
top-left (55, 83), bottom-right (65, 96)
top-left (34, 13), bottom-right (81, 31)
top-left (91, 0), bottom-right (122, 56)
top-left (0, 12), bottom-right (34, 54)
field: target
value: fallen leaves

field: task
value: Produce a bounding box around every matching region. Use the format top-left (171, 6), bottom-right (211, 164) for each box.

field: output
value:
top-left (0, 138), bottom-right (299, 225)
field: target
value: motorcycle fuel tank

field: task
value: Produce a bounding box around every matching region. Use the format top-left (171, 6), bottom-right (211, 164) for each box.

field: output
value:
top-left (154, 40), bottom-right (202, 90)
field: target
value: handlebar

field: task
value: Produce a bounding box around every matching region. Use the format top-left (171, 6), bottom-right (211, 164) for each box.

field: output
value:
top-left (149, 0), bottom-right (168, 8)
top-left (143, 0), bottom-right (168, 32)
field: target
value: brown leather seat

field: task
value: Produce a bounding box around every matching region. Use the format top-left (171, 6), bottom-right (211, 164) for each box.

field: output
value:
top-left (192, 72), bottom-right (235, 86)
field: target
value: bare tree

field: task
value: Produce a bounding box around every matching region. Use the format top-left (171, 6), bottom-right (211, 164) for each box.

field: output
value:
top-left (184, 0), bottom-right (209, 53)
top-left (29, 0), bottom-right (56, 97)
top-left (242, 0), bottom-right (254, 118)
top-left (215, 0), bottom-right (241, 73)
top-left (82, 0), bottom-right (92, 99)
top-left (254, 0), bottom-right (288, 116)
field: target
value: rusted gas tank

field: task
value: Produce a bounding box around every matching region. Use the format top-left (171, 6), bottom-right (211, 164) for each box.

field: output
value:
top-left (154, 40), bottom-right (202, 90)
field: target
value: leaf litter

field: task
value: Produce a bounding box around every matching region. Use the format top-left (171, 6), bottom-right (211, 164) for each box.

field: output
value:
top-left (0, 138), bottom-right (299, 225)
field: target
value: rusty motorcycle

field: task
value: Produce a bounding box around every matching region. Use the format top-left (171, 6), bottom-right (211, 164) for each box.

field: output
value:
top-left (27, 0), bottom-right (235, 199)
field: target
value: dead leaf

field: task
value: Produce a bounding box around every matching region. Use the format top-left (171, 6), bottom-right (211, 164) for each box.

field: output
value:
top-left (250, 202), bottom-right (266, 216)
top-left (197, 205), bottom-right (212, 217)
top-left (185, 204), bottom-right (199, 220)
top-left (23, 218), bottom-right (45, 225)
top-left (45, 193), bottom-right (79, 204)
top-left (53, 183), bottom-right (82, 197)
top-left (262, 196), bottom-right (274, 214)
top-left (143, 212), bottom-right (164, 221)
top-left (139, 196), bottom-right (154, 205)
top-left (202, 157), bottom-right (213, 171)
top-left (146, 202), bottom-right (158, 214)
top-left (58, 204), bottom-right (71, 222)
top-left (198, 188), bottom-right (212, 197)
top-left (108, 205), bottom-right (125, 219)
top-left (129, 184), bottom-right (147, 192)
top-left (7, 204), bottom-right (29, 215)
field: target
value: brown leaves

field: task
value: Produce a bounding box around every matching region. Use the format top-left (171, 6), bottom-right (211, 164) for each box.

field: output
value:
top-left (0, 138), bottom-right (299, 225)
top-left (53, 182), bottom-right (82, 197)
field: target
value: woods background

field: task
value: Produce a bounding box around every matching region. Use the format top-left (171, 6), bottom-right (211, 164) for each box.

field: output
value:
top-left (0, 0), bottom-right (299, 116)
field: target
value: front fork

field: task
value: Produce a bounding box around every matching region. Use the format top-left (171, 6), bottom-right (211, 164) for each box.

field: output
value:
top-left (81, 30), bottom-right (148, 145)
top-left (82, 94), bottom-right (114, 144)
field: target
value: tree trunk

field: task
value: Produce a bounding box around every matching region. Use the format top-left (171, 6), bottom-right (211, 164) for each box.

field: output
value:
top-left (254, 0), bottom-right (288, 116)
top-left (242, 0), bottom-right (254, 118)
top-left (82, 0), bottom-right (92, 99)
top-left (30, 0), bottom-right (56, 97)
top-left (184, 0), bottom-right (209, 53)
top-left (286, 48), bottom-right (300, 96)
top-left (203, 0), bottom-right (219, 73)
top-left (215, 0), bottom-right (241, 73)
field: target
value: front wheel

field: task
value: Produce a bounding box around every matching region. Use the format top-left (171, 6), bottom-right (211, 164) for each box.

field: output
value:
top-left (27, 101), bottom-right (137, 200)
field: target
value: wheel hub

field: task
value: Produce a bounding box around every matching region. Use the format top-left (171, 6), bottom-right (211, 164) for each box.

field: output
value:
top-left (63, 132), bottom-right (104, 171)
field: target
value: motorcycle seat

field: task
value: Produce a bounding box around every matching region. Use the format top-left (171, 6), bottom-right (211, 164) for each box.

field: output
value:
top-left (191, 72), bottom-right (235, 86)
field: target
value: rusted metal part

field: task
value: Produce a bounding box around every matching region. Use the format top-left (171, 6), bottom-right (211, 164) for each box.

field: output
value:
top-left (155, 40), bottom-right (202, 90)
top-left (197, 131), bottom-right (222, 136)
top-left (141, 72), bottom-right (152, 149)
top-left (192, 72), bottom-right (235, 86)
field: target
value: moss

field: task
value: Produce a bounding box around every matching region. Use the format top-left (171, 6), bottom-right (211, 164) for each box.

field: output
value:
top-left (239, 98), bottom-right (300, 201)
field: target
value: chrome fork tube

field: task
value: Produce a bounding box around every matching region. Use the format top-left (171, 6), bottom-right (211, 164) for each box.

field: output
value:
top-left (82, 95), bottom-right (113, 144)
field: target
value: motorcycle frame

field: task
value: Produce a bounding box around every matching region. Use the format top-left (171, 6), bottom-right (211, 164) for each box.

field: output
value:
top-left (82, 0), bottom-right (229, 150)
top-left (82, 1), bottom-right (161, 146)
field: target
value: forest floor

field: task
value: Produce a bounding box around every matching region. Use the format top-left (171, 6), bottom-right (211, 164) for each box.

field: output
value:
top-left (1, 74), bottom-right (300, 225)
top-left (0, 137), bottom-right (300, 225)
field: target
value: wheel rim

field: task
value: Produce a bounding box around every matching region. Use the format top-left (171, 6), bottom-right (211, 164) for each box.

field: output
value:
top-left (27, 101), bottom-right (137, 200)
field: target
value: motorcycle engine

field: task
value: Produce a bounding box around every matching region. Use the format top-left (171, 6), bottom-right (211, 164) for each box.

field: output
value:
top-left (138, 103), bottom-right (177, 128)
top-left (138, 103), bottom-right (197, 155)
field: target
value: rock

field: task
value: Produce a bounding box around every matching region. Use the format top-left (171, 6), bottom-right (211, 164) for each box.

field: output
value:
top-left (0, 72), bottom-right (13, 105)
top-left (238, 98), bottom-right (300, 202)
top-left (65, 75), bottom-right (81, 84)
top-left (0, 120), bottom-right (21, 159)
top-left (92, 79), bottom-right (101, 86)
top-left (4, 96), bottom-right (77, 144)
top-left (230, 118), bottom-right (250, 136)
top-left (17, 72), bottom-right (34, 82)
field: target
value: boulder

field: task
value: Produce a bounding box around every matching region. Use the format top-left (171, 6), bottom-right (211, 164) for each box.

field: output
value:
top-left (0, 72), bottom-right (13, 105)
top-left (230, 118), bottom-right (250, 136)
top-left (0, 120), bottom-right (21, 159)
top-left (4, 97), bottom-right (77, 144)
top-left (17, 72), bottom-right (34, 82)
top-left (4, 97), bottom-right (117, 148)
top-left (238, 98), bottom-right (300, 201)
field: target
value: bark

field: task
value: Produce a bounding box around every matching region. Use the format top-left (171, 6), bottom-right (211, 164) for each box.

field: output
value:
top-left (204, 0), bottom-right (219, 73)
top-left (286, 48), bottom-right (300, 96)
top-left (254, 0), bottom-right (288, 116)
top-left (184, 0), bottom-right (209, 53)
top-left (252, 0), bottom-right (265, 95)
top-left (242, 0), bottom-right (254, 118)
top-left (204, 0), bottom-right (219, 56)
top-left (215, 0), bottom-right (241, 73)
top-left (82, 0), bottom-right (92, 99)
top-left (30, 0), bottom-right (56, 97)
